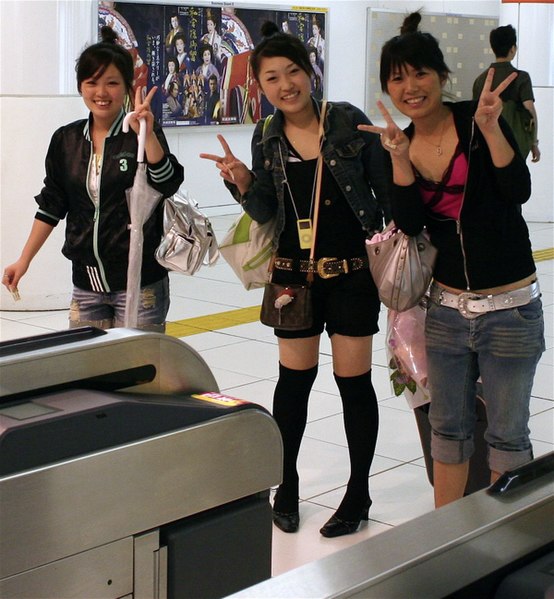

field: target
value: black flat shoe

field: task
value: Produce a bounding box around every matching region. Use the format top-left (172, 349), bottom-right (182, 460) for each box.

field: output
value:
top-left (319, 499), bottom-right (372, 538)
top-left (272, 509), bottom-right (300, 533)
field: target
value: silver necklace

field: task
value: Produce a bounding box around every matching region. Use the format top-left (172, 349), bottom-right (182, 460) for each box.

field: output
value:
top-left (420, 117), bottom-right (447, 156)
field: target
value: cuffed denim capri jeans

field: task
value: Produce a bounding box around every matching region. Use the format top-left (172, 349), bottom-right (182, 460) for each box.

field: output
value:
top-left (425, 297), bottom-right (544, 474)
top-left (69, 277), bottom-right (169, 332)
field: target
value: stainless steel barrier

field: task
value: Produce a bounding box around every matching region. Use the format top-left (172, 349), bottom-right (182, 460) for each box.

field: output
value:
top-left (0, 328), bottom-right (282, 599)
top-left (228, 453), bottom-right (554, 599)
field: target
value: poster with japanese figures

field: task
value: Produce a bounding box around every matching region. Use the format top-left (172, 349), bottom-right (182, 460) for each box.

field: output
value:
top-left (98, 2), bottom-right (327, 127)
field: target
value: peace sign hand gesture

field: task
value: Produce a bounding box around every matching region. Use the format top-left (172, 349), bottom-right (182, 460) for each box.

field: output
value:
top-left (128, 85), bottom-right (157, 137)
top-left (126, 85), bottom-right (166, 163)
top-left (474, 68), bottom-right (517, 135)
top-left (357, 100), bottom-right (410, 157)
top-left (200, 134), bottom-right (253, 195)
top-left (358, 100), bottom-right (414, 186)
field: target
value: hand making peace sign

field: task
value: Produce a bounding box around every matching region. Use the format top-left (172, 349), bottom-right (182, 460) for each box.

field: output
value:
top-left (128, 85), bottom-right (157, 137)
top-left (200, 134), bottom-right (253, 195)
top-left (473, 67), bottom-right (517, 134)
top-left (357, 100), bottom-right (410, 157)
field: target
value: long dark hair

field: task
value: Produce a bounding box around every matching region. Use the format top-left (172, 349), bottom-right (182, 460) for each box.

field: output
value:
top-left (249, 21), bottom-right (313, 83)
top-left (76, 26), bottom-right (134, 96)
top-left (379, 12), bottom-right (451, 93)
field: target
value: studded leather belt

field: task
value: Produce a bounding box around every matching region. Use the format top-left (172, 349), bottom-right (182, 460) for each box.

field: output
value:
top-left (273, 256), bottom-right (369, 279)
top-left (429, 280), bottom-right (540, 319)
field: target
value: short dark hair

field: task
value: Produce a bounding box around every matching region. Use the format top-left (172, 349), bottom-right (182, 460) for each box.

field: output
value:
top-left (76, 26), bottom-right (134, 95)
top-left (199, 44), bottom-right (214, 61)
top-left (173, 33), bottom-right (186, 47)
top-left (249, 21), bottom-right (313, 83)
top-left (490, 25), bottom-right (517, 58)
top-left (378, 12), bottom-right (450, 93)
top-left (166, 56), bottom-right (179, 69)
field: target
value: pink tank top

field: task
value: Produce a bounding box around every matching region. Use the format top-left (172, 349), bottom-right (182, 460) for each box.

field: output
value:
top-left (415, 145), bottom-right (468, 219)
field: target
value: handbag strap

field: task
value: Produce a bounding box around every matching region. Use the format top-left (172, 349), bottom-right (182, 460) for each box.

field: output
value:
top-left (268, 100), bottom-right (327, 283)
top-left (306, 100), bottom-right (327, 283)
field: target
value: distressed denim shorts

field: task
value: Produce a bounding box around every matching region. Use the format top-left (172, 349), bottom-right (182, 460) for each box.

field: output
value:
top-left (69, 276), bottom-right (170, 332)
top-left (425, 297), bottom-right (544, 474)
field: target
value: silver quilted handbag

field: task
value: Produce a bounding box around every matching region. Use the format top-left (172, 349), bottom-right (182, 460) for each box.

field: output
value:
top-left (155, 189), bottom-right (219, 275)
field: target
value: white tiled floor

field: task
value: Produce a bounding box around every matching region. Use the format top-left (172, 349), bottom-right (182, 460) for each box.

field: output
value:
top-left (1, 216), bottom-right (552, 578)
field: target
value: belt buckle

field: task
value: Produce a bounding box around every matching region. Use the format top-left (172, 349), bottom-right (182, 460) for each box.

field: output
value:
top-left (457, 292), bottom-right (482, 319)
top-left (317, 257), bottom-right (340, 279)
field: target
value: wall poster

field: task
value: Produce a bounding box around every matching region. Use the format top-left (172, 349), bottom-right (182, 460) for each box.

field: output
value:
top-left (98, 2), bottom-right (327, 127)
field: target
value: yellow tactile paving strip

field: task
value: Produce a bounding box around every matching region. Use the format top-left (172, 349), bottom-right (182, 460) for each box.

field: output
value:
top-left (166, 306), bottom-right (260, 338)
top-left (166, 247), bottom-right (553, 338)
top-left (533, 247), bottom-right (554, 263)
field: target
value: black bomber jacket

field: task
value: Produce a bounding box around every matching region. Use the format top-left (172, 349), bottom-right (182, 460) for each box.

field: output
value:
top-left (35, 109), bottom-right (184, 292)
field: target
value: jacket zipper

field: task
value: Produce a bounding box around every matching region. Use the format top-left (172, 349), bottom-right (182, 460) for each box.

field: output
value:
top-left (457, 118), bottom-right (475, 291)
top-left (86, 139), bottom-right (111, 292)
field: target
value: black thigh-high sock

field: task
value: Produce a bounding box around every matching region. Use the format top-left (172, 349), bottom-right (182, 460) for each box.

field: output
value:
top-left (334, 370), bottom-right (379, 520)
top-left (272, 362), bottom-right (318, 513)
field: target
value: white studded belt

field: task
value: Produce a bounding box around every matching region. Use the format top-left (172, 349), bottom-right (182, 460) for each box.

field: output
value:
top-left (429, 280), bottom-right (540, 319)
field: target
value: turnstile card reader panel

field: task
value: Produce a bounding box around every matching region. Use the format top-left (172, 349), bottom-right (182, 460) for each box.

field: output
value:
top-left (0, 329), bottom-right (282, 598)
top-left (0, 389), bottom-right (255, 475)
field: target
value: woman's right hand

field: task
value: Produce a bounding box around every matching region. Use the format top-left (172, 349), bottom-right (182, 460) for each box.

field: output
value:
top-left (199, 134), bottom-right (252, 195)
top-left (2, 259), bottom-right (28, 293)
top-left (359, 101), bottom-right (414, 186)
top-left (2, 220), bottom-right (53, 295)
top-left (358, 101), bottom-right (410, 157)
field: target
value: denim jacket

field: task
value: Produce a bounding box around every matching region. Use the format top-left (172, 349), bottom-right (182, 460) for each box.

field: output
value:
top-left (228, 100), bottom-right (391, 247)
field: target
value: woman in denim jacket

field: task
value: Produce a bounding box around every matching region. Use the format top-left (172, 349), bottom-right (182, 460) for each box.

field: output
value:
top-left (202, 22), bottom-right (389, 537)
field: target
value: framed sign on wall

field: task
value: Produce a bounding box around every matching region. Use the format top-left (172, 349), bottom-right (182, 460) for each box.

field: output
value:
top-left (98, 2), bottom-right (327, 127)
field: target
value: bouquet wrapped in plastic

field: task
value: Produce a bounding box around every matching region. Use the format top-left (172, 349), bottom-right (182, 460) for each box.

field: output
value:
top-left (386, 302), bottom-right (430, 409)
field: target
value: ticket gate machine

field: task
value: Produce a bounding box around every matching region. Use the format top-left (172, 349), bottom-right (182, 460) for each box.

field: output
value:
top-left (229, 453), bottom-right (554, 598)
top-left (0, 328), bottom-right (282, 598)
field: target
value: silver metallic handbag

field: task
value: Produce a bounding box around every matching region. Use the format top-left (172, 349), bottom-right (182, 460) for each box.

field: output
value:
top-left (366, 221), bottom-right (437, 312)
top-left (155, 189), bottom-right (219, 275)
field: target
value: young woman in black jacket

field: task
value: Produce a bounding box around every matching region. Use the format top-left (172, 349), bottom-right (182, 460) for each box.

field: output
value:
top-left (361, 12), bottom-right (544, 508)
top-left (3, 28), bottom-right (184, 331)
